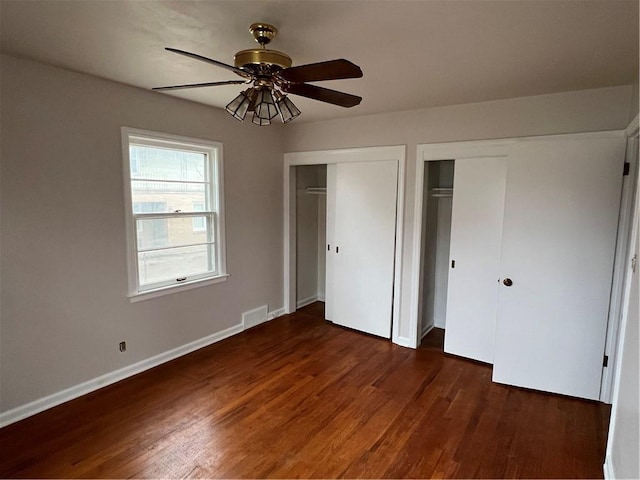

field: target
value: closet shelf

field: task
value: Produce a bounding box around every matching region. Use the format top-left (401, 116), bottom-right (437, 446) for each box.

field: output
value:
top-left (298, 186), bottom-right (327, 195)
top-left (430, 187), bottom-right (453, 198)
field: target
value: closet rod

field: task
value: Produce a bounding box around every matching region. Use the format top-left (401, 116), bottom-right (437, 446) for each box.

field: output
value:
top-left (303, 187), bottom-right (327, 195)
top-left (430, 187), bottom-right (453, 198)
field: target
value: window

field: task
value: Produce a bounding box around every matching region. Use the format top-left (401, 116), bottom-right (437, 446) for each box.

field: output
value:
top-left (122, 128), bottom-right (227, 299)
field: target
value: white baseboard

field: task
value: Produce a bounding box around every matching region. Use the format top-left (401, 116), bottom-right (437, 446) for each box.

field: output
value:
top-left (603, 455), bottom-right (614, 480)
top-left (0, 322), bottom-right (243, 428)
top-left (421, 324), bottom-right (435, 340)
top-left (394, 335), bottom-right (415, 348)
top-left (296, 295), bottom-right (318, 309)
top-left (317, 294), bottom-right (325, 302)
top-left (267, 307), bottom-right (286, 321)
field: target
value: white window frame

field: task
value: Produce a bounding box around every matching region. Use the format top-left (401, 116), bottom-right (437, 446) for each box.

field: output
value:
top-left (122, 127), bottom-right (228, 301)
top-left (191, 201), bottom-right (207, 232)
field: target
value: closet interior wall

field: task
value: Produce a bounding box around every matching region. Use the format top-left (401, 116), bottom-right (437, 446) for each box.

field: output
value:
top-left (419, 160), bottom-right (454, 339)
top-left (295, 165), bottom-right (327, 308)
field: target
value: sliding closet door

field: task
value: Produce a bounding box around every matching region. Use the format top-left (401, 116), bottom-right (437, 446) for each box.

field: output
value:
top-left (325, 164), bottom-right (337, 321)
top-left (328, 160), bottom-right (398, 338)
top-left (493, 137), bottom-right (625, 400)
top-left (444, 157), bottom-right (507, 363)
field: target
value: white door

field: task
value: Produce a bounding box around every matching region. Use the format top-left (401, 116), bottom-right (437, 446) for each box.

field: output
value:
top-left (324, 164), bottom-right (337, 321)
top-left (327, 160), bottom-right (398, 338)
top-left (493, 137), bottom-right (625, 400)
top-left (444, 157), bottom-right (507, 363)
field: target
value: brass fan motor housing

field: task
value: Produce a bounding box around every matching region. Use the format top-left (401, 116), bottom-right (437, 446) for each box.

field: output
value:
top-left (234, 48), bottom-right (292, 70)
top-left (234, 23), bottom-right (292, 70)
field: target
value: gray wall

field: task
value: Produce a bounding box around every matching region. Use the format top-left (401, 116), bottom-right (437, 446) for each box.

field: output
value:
top-left (0, 54), bottom-right (284, 412)
top-left (1, 50), bottom-right (636, 424)
top-left (629, 80), bottom-right (639, 122)
top-left (284, 85), bottom-right (634, 342)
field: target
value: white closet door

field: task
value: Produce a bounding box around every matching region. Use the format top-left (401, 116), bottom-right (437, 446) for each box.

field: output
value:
top-left (444, 157), bottom-right (507, 363)
top-left (330, 160), bottom-right (398, 338)
top-left (493, 137), bottom-right (625, 400)
top-left (324, 164), bottom-right (337, 321)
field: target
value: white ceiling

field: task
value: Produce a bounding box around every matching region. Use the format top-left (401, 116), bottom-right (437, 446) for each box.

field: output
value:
top-left (1, 0), bottom-right (638, 123)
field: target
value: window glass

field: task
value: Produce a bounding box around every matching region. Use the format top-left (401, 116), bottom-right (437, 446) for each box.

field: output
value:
top-left (123, 129), bottom-right (226, 297)
top-left (137, 245), bottom-right (213, 287)
top-left (131, 181), bottom-right (207, 213)
top-left (136, 216), bottom-right (212, 250)
top-left (129, 145), bottom-right (206, 182)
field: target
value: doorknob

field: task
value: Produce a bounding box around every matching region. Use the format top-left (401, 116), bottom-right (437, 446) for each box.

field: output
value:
top-left (503, 278), bottom-right (513, 287)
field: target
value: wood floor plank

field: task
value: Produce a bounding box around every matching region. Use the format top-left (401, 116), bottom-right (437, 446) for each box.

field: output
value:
top-left (0, 304), bottom-right (610, 478)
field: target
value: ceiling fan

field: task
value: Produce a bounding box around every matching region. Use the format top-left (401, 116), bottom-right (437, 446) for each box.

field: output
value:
top-left (153, 23), bottom-right (363, 125)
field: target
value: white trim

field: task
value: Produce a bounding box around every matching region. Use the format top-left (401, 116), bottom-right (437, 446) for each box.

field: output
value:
top-left (600, 131), bottom-right (639, 402)
top-left (284, 145), bottom-right (406, 345)
top-left (391, 150), bottom-right (407, 346)
top-left (410, 130), bottom-right (626, 349)
top-left (128, 274), bottom-right (230, 302)
top-left (0, 322), bottom-right (243, 428)
top-left (418, 130), bottom-right (624, 161)
top-left (409, 157), bottom-right (427, 349)
top-left (297, 295), bottom-right (319, 309)
top-left (283, 163), bottom-right (296, 314)
top-left (625, 114), bottom-right (639, 137)
top-left (284, 145), bottom-right (407, 166)
top-left (604, 140), bottom-right (639, 475)
top-left (603, 455), bottom-right (615, 480)
top-left (267, 307), bottom-right (286, 321)
top-left (394, 336), bottom-right (413, 348)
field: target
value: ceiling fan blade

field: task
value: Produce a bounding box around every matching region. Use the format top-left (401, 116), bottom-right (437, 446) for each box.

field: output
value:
top-left (153, 80), bottom-right (247, 91)
top-left (278, 59), bottom-right (362, 83)
top-left (282, 83), bottom-right (362, 107)
top-left (165, 48), bottom-right (249, 77)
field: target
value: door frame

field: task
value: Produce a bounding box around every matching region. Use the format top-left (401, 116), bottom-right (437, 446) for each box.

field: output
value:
top-left (283, 146), bottom-right (406, 345)
top-left (411, 139), bottom-right (511, 350)
top-left (600, 116), bottom-right (639, 402)
top-left (411, 131), bottom-right (630, 401)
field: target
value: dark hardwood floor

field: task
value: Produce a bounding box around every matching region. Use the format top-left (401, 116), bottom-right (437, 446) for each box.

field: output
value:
top-left (0, 302), bottom-right (610, 478)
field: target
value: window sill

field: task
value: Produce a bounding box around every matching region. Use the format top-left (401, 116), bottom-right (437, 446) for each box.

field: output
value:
top-left (128, 274), bottom-right (230, 303)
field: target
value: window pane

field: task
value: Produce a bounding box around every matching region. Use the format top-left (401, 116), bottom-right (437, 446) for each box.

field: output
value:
top-left (132, 181), bottom-right (206, 213)
top-left (136, 216), bottom-right (212, 250)
top-left (192, 202), bottom-right (206, 231)
top-left (130, 145), bottom-right (206, 182)
top-left (138, 244), bottom-right (215, 287)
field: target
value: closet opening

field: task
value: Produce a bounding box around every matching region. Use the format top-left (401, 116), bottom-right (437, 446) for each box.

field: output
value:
top-left (418, 160), bottom-right (454, 348)
top-left (294, 164), bottom-right (327, 311)
top-left (285, 146), bottom-right (405, 342)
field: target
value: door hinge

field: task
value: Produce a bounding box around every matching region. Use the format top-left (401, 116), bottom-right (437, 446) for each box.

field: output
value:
top-left (623, 162), bottom-right (630, 176)
top-left (451, 260), bottom-right (455, 268)
top-left (632, 254), bottom-right (637, 273)
top-left (603, 355), bottom-right (609, 367)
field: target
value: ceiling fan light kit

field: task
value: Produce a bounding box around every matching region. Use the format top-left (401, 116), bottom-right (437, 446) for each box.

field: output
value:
top-left (275, 92), bottom-right (302, 124)
top-left (225, 89), bottom-right (254, 121)
top-left (154, 22), bottom-right (363, 126)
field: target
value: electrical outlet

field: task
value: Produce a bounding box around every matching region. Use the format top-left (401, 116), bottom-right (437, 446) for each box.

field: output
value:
top-left (119, 341), bottom-right (126, 352)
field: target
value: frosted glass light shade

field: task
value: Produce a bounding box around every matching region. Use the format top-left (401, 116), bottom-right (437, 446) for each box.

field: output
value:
top-left (251, 111), bottom-right (271, 126)
top-left (254, 88), bottom-right (278, 120)
top-left (225, 90), bottom-right (252, 121)
top-left (276, 95), bottom-right (301, 123)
